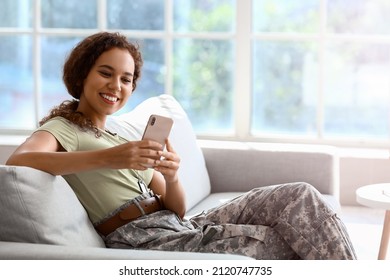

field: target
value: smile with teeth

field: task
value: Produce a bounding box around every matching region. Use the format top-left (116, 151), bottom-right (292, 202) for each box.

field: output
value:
top-left (100, 93), bottom-right (119, 103)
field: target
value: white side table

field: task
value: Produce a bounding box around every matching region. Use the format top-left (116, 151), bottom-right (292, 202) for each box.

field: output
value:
top-left (356, 184), bottom-right (390, 260)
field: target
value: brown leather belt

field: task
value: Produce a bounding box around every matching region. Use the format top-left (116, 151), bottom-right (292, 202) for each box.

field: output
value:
top-left (95, 195), bottom-right (163, 236)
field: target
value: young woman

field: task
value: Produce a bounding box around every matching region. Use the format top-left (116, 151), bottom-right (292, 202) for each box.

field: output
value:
top-left (6, 32), bottom-right (356, 260)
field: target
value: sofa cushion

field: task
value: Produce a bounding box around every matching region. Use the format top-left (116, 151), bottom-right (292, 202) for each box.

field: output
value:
top-left (0, 165), bottom-right (105, 247)
top-left (106, 94), bottom-right (211, 211)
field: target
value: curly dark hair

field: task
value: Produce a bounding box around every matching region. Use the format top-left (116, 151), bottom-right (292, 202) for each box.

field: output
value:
top-left (39, 32), bottom-right (143, 136)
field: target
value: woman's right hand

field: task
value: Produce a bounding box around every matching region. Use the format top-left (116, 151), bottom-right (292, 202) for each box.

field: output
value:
top-left (105, 139), bottom-right (163, 170)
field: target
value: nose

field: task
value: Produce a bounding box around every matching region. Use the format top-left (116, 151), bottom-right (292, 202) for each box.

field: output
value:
top-left (108, 77), bottom-right (121, 92)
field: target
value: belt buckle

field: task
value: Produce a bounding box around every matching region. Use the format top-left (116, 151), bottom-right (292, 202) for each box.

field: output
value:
top-left (153, 194), bottom-right (163, 209)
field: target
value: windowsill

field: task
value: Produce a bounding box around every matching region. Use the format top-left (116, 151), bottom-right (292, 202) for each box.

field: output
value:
top-left (0, 135), bottom-right (29, 146)
top-left (337, 147), bottom-right (390, 159)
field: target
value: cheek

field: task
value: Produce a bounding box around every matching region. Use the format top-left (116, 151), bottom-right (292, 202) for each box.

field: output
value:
top-left (120, 89), bottom-right (133, 104)
top-left (83, 75), bottom-right (102, 93)
top-left (124, 86), bottom-right (133, 96)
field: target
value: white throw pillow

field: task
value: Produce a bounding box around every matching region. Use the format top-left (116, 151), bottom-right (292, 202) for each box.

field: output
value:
top-left (0, 165), bottom-right (105, 247)
top-left (106, 94), bottom-right (211, 211)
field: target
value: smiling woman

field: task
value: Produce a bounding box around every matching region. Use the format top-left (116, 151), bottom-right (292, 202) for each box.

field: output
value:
top-left (38, 32), bottom-right (143, 137)
top-left (76, 48), bottom-right (135, 128)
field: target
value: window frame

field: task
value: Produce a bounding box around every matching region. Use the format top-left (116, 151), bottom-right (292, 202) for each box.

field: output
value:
top-left (1, 0), bottom-right (390, 149)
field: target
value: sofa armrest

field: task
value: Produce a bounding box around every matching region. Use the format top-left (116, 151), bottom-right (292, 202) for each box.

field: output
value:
top-left (0, 241), bottom-right (252, 260)
top-left (200, 140), bottom-right (339, 198)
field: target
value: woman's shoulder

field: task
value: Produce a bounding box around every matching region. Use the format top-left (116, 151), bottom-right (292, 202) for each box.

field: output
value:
top-left (39, 116), bottom-right (77, 130)
top-left (37, 116), bottom-right (79, 136)
top-left (36, 117), bottom-right (80, 151)
top-left (41, 116), bottom-right (72, 125)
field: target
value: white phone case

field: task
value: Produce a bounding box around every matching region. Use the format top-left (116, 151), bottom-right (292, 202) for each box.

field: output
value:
top-left (141, 114), bottom-right (173, 149)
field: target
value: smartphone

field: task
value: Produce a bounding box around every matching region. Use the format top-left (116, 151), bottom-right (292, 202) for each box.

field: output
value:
top-left (141, 114), bottom-right (173, 150)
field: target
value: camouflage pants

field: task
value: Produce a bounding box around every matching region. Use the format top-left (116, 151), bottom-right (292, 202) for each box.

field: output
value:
top-left (101, 182), bottom-right (357, 260)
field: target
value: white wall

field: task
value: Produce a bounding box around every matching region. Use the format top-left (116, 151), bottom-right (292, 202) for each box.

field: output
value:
top-left (340, 156), bottom-right (390, 205)
top-left (1, 142), bottom-right (389, 206)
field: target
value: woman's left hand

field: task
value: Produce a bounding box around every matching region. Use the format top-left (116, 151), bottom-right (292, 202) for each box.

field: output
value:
top-left (153, 139), bottom-right (180, 184)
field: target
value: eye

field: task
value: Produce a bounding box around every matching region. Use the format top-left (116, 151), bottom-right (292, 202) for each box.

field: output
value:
top-left (121, 77), bottom-right (132, 84)
top-left (98, 71), bottom-right (111, 77)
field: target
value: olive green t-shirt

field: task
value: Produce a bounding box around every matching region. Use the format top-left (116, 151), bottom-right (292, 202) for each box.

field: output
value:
top-left (37, 117), bottom-right (153, 223)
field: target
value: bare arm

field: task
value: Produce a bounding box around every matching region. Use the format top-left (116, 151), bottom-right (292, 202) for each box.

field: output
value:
top-left (6, 131), bottom-right (163, 176)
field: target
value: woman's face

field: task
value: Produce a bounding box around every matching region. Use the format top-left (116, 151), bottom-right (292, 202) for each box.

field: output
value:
top-left (77, 47), bottom-right (135, 126)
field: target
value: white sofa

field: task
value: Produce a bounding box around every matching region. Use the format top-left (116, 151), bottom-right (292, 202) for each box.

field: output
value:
top-left (0, 95), bottom-right (340, 260)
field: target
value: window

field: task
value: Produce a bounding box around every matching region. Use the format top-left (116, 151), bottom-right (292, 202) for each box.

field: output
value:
top-left (1, 0), bottom-right (390, 148)
top-left (251, 0), bottom-right (390, 146)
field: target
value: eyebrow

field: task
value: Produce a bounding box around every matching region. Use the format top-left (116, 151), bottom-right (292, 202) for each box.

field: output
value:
top-left (97, 64), bottom-right (133, 77)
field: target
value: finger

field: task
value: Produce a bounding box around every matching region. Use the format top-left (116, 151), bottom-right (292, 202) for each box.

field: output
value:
top-left (159, 151), bottom-right (180, 164)
top-left (162, 140), bottom-right (180, 161)
top-left (155, 156), bottom-right (180, 170)
top-left (140, 148), bottom-right (161, 159)
top-left (139, 139), bottom-right (163, 151)
top-left (154, 162), bottom-right (179, 175)
top-left (165, 138), bottom-right (176, 153)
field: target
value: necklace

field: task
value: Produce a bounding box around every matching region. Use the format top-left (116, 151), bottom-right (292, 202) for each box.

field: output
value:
top-left (104, 128), bottom-right (117, 136)
top-left (93, 126), bottom-right (117, 138)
